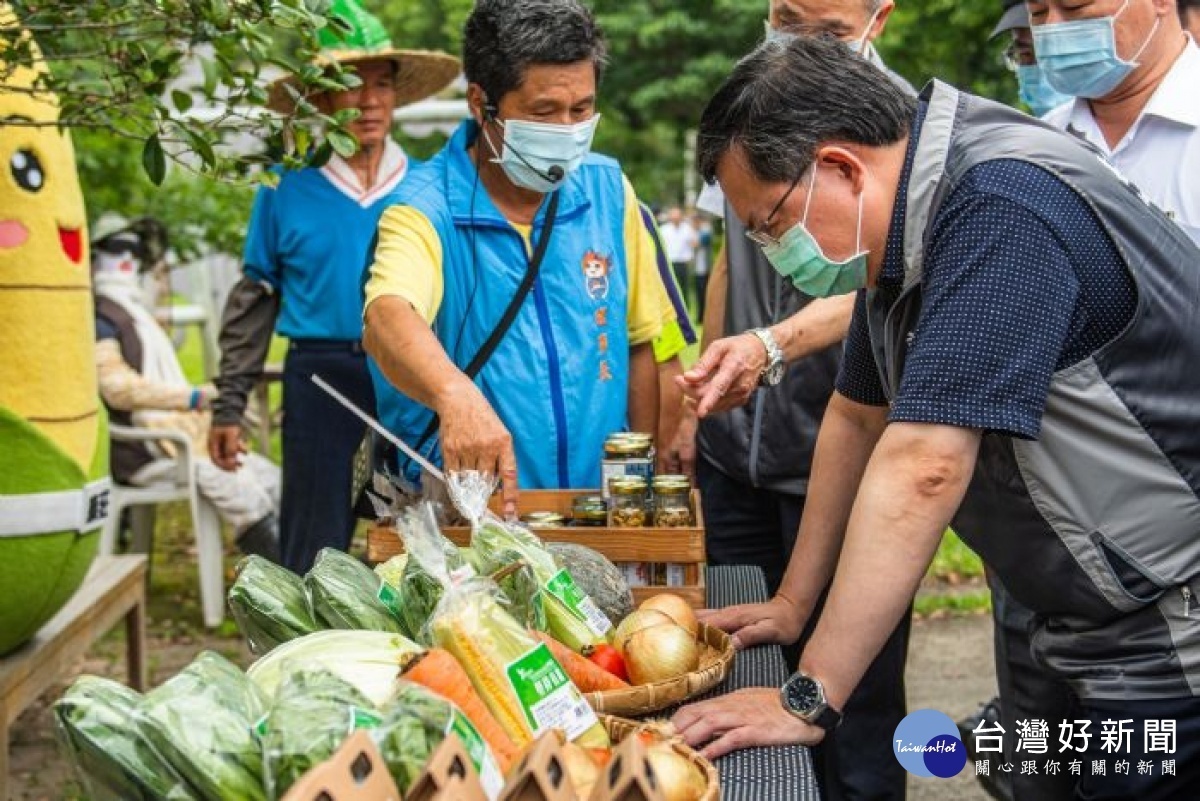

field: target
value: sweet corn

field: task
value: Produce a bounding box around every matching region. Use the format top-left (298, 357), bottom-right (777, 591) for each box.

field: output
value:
top-left (437, 618), bottom-right (534, 747)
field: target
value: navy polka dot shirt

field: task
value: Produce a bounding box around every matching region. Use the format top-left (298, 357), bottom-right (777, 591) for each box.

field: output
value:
top-left (836, 106), bottom-right (1137, 440)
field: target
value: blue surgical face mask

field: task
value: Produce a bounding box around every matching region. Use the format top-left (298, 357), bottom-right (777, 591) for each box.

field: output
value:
top-left (759, 167), bottom-right (869, 298)
top-left (483, 114), bottom-right (600, 193)
top-left (1016, 63), bottom-right (1073, 116)
top-left (1032, 0), bottom-right (1161, 99)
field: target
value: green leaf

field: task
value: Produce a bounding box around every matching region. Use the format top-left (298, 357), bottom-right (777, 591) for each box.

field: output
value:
top-left (325, 130), bottom-right (358, 159)
top-left (171, 90), bottom-right (193, 114)
top-left (200, 57), bottom-right (219, 97)
top-left (141, 134), bottom-right (167, 186)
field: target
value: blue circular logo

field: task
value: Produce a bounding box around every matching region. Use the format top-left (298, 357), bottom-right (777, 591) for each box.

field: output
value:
top-left (892, 709), bottom-right (967, 778)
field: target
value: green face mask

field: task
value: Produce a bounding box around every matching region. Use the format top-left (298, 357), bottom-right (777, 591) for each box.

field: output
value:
top-left (758, 168), bottom-right (869, 298)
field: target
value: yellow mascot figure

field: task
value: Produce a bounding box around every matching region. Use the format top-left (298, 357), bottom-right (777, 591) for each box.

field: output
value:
top-left (0, 2), bottom-right (108, 655)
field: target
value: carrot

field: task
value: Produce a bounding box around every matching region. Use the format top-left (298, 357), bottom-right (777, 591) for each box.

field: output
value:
top-left (401, 648), bottom-right (520, 771)
top-left (531, 631), bottom-right (631, 693)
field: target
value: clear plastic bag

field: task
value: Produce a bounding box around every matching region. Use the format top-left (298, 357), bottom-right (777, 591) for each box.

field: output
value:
top-left (402, 502), bottom-right (608, 749)
top-left (136, 651), bottom-right (267, 801)
top-left (228, 555), bottom-right (320, 654)
top-left (260, 667), bottom-right (379, 800)
top-left (304, 547), bottom-right (407, 635)
top-left (53, 675), bottom-right (198, 801)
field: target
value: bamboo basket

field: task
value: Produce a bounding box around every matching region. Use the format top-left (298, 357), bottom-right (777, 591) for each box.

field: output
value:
top-left (586, 623), bottom-right (734, 717)
top-left (600, 715), bottom-right (720, 801)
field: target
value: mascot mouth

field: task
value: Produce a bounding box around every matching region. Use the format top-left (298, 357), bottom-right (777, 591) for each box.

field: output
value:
top-left (0, 219), bottom-right (29, 249)
top-left (59, 227), bottom-right (83, 263)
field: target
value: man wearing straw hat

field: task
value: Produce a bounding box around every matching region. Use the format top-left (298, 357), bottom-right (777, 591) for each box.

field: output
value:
top-left (208, 0), bottom-right (459, 572)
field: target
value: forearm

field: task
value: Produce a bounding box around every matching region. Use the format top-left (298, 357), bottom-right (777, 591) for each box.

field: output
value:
top-left (627, 342), bottom-right (659, 436)
top-left (212, 277), bottom-right (280, 426)
top-left (362, 295), bottom-right (473, 412)
top-left (656, 357), bottom-right (685, 453)
top-left (770, 293), bottom-right (854, 364)
top-left (799, 423), bottom-right (981, 707)
top-left (95, 341), bottom-right (193, 412)
top-left (777, 393), bottom-right (889, 623)
top-left (700, 248), bottom-right (728, 352)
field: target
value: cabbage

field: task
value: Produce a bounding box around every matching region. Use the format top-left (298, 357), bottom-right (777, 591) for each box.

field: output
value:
top-left (247, 629), bottom-right (422, 707)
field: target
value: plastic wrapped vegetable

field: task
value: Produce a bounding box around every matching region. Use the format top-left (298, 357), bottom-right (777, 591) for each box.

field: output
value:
top-left (137, 652), bottom-right (267, 801)
top-left (247, 629), bottom-right (421, 707)
top-left (305, 547), bottom-right (407, 635)
top-left (373, 553), bottom-right (408, 590)
top-left (228, 556), bottom-right (320, 654)
top-left (456, 471), bottom-right (610, 653)
top-left (54, 676), bottom-right (198, 801)
top-left (402, 501), bottom-right (609, 750)
top-left (374, 681), bottom-right (505, 798)
top-left (260, 668), bottom-right (381, 800)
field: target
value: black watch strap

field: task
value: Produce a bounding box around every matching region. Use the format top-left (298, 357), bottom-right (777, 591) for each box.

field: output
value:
top-left (811, 705), bottom-right (842, 731)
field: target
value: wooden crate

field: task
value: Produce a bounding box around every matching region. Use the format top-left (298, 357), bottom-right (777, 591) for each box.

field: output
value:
top-left (367, 489), bottom-right (707, 608)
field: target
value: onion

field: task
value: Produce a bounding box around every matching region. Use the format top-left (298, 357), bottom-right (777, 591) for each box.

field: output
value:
top-left (639, 593), bottom-right (699, 637)
top-left (560, 741), bottom-right (600, 799)
top-left (645, 744), bottom-right (707, 801)
top-left (614, 608), bottom-right (673, 647)
top-left (622, 623), bottom-right (700, 684)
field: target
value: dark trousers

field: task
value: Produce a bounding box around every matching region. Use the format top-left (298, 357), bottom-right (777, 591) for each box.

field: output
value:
top-left (671, 260), bottom-right (693, 312)
top-left (989, 574), bottom-right (1200, 800)
top-left (698, 457), bottom-right (911, 801)
top-left (694, 273), bottom-right (709, 321)
top-left (280, 342), bottom-right (374, 573)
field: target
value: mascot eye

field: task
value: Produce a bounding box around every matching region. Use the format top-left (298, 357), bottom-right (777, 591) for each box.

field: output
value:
top-left (10, 149), bottom-right (44, 193)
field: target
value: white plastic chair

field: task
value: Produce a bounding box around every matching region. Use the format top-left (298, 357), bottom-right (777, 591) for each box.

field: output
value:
top-left (98, 424), bottom-right (226, 628)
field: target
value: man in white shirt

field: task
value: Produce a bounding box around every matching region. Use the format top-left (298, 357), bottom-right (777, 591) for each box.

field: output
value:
top-left (658, 206), bottom-right (699, 308)
top-left (1034, 0), bottom-right (1200, 243)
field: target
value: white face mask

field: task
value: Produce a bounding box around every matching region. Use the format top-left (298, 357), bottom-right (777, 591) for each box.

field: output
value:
top-left (481, 115), bottom-right (601, 193)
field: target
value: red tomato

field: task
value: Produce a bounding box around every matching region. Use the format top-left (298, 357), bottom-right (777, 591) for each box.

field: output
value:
top-left (586, 644), bottom-right (629, 682)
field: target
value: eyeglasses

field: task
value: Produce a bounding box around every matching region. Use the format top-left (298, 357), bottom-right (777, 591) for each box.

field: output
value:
top-left (746, 170), bottom-right (807, 248)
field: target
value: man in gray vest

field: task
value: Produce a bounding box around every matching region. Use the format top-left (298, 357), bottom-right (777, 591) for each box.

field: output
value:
top-left (673, 36), bottom-right (1200, 799)
top-left (670, 3), bottom-right (913, 799)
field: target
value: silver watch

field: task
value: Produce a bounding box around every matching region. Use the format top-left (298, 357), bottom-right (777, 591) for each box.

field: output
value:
top-left (749, 327), bottom-right (785, 387)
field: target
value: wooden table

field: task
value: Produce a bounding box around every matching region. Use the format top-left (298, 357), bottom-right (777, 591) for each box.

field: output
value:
top-left (0, 555), bottom-right (147, 798)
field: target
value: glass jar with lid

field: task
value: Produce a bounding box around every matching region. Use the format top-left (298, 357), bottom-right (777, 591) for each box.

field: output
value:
top-left (652, 477), bottom-right (693, 527)
top-left (571, 494), bottom-right (608, 527)
top-left (609, 477), bottom-right (648, 527)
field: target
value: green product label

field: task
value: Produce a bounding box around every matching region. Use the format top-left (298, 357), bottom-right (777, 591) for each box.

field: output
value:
top-left (349, 706), bottom-right (383, 731)
top-left (545, 568), bottom-right (613, 637)
top-left (446, 709), bottom-right (504, 797)
top-left (376, 581), bottom-right (403, 619)
top-left (505, 643), bottom-right (598, 740)
top-left (252, 714), bottom-right (269, 739)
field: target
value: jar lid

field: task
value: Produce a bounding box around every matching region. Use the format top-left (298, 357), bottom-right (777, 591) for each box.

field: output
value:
top-left (604, 439), bottom-right (651, 457)
top-left (610, 477), bottom-right (648, 495)
top-left (521, 512), bottom-right (565, 527)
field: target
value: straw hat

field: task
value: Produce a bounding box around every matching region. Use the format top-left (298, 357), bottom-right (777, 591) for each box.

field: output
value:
top-left (267, 0), bottom-right (461, 115)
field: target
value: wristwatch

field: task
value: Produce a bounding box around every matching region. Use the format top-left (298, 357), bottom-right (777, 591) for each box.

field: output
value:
top-left (781, 671), bottom-right (843, 731)
top-left (749, 327), bottom-right (785, 387)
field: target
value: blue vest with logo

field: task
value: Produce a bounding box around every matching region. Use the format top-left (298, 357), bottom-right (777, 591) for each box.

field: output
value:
top-left (370, 120), bottom-right (632, 489)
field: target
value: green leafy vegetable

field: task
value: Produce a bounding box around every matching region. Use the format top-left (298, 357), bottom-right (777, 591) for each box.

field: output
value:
top-left (137, 652), bottom-right (267, 801)
top-left (228, 556), bottom-right (320, 654)
top-left (54, 676), bottom-right (197, 801)
top-left (260, 668), bottom-right (380, 800)
top-left (305, 548), bottom-right (406, 635)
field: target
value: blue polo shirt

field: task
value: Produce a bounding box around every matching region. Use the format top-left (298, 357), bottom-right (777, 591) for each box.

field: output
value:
top-left (837, 107), bottom-right (1137, 439)
top-left (243, 162), bottom-right (414, 340)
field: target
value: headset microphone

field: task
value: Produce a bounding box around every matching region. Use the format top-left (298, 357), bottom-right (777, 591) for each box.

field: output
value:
top-left (546, 165), bottom-right (565, 183)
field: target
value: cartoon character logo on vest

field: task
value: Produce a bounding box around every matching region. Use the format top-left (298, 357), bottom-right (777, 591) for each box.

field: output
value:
top-left (582, 250), bottom-right (611, 300)
top-left (0, 2), bottom-right (109, 656)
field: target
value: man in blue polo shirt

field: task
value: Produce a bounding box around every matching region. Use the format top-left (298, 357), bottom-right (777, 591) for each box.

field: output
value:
top-left (363, 0), bottom-right (678, 512)
top-left (208, 0), bottom-right (459, 572)
top-left (673, 37), bottom-right (1200, 798)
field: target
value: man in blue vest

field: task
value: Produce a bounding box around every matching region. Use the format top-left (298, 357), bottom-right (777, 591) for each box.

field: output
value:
top-left (363, 0), bottom-right (678, 513)
top-left (673, 36), bottom-right (1200, 799)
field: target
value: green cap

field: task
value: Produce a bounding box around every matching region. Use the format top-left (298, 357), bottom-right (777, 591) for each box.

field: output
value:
top-left (319, 0), bottom-right (393, 53)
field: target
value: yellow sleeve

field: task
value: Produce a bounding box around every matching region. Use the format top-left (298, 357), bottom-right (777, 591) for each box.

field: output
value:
top-left (363, 205), bottom-right (444, 323)
top-left (622, 177), bottom-right (677, 346)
